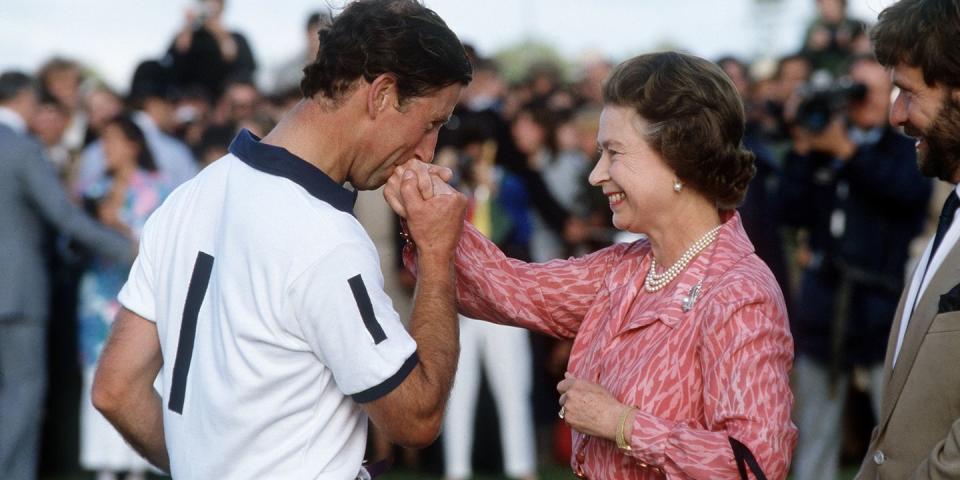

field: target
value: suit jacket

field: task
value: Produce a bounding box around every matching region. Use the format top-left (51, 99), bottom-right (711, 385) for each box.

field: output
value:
top-left (0, 123), bottom-right (133, 322)
top-left (857, 228), bottom-right (960, 479)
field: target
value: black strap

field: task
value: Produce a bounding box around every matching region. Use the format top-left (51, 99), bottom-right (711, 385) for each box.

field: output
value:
top-left (729, 437), bottom-right (767, 480)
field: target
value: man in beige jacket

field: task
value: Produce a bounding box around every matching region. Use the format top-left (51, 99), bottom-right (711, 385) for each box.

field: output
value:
top-left (857, 0), bottom-right (960, 478)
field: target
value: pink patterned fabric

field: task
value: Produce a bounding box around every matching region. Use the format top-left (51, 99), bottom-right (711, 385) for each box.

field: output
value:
top-left (405, 211), bottom-right (797, 479)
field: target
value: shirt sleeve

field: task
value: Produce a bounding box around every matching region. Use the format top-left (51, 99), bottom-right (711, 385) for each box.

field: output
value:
top-left (620, 282), bottom-right (798, 479)
top-left (290, 241), bottom-right (417, 403)
top-left (117, 210), bottom-right (159, 322)
top-left (404, 221), bottom-right (618, 339)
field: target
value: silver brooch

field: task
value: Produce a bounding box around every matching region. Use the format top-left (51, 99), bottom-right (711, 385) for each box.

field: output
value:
top-left (681, 280), bottom-right (703, 313)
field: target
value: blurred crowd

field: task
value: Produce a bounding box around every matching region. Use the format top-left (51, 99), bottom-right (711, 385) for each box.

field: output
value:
top-left (0, 0), bottom-right (943, 479)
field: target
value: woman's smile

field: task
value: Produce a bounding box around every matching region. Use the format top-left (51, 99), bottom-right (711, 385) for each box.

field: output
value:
top-left (605, 191), bottom-right (626, 207)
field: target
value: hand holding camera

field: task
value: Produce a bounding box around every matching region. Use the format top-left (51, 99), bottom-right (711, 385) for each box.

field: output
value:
top-left (791, 75), bottom-right (865, 161)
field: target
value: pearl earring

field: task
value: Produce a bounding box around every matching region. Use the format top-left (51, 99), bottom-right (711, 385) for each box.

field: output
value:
top-left (673, 179), bottom-right (683, 193)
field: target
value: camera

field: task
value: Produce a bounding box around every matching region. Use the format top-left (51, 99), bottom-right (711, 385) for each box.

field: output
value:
top-left (193, 0), bottom-right (213, 29)
top-left (794, 76), bottom-right (867, 133)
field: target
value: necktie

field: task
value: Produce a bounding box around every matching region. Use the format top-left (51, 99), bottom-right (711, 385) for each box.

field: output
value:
top-left (928, 191), bottom-right (960, 271)
top-left (912, 190), bottom-right (959, 318)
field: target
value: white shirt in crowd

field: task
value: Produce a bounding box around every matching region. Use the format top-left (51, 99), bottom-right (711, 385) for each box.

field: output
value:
top-left (76, 111), bottom-right (198, 190)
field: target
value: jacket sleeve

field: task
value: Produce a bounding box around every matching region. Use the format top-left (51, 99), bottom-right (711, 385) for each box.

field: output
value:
top-left (20, 140), bottom-right (134, 264)
top-left (403, 221), bottom-right (615, 339)
top-left (912, 417), bottom-right (960, 479)
top-left (620, 281), bottom-right (798, 479)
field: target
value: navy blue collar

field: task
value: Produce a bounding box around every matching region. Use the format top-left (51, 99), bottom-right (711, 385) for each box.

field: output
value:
top-left (229, 129), bottom-right (357, 214)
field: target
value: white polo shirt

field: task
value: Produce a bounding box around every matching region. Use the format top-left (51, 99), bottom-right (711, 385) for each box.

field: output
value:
top-left (118, 129), bottom-right (418, 479)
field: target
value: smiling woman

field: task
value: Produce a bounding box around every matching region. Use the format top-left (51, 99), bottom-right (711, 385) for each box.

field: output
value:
top-left (389, 51), bottom-right (797, 479)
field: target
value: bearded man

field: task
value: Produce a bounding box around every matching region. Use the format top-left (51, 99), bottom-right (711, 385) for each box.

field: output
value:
top-left (854, 1), bottom-right (960, 479)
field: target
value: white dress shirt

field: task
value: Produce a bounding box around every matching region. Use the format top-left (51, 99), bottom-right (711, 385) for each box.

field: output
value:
top-left (893, 184), bottom-right (960, 366)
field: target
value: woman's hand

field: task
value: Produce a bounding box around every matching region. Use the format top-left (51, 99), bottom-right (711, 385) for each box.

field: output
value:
top-left (558, 372), bottom-right (633, 442)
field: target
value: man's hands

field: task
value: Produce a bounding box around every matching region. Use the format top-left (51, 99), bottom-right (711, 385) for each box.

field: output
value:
top-left (384, 159), bottom-right (465, 258)
top-left (792, 117), bottom-right (857, 161)
top-left (384, 159), bottom-right (455, 218)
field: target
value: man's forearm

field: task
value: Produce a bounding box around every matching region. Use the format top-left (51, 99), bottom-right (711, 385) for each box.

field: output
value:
top-left (408, 254), bottom-right (459, 409)
top-left (98, 386), bottom-right (170, 472)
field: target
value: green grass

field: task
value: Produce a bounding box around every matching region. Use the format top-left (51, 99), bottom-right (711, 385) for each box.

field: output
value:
top-left (381, 464), bottom-right (575, 479)
top-left (40, 463), bottom-right (861, 479)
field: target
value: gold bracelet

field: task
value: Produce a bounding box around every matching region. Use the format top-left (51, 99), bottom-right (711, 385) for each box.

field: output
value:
top-left (616, 407), bottom-right (633, 451)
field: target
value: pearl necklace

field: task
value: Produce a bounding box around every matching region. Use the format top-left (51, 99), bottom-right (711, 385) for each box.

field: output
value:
top-left (644, 224), bottom-right (722, 292)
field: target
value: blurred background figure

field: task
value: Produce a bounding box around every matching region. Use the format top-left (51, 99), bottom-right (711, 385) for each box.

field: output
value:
top-left (438, 118), bottom-right (537, 480)
top-left (82, 86), bottom-right (125, 148)
top-left (37, 57), bottom-right (87, 154)
top-left (780, 54), bottom-right (931, 480)
top-left (511, 101), bottom-right (573, 263)
top-left (717, 55), bottom-right (792, 309)
top-left (166, 0), bottom-right (256, 100)
top-left (0, 70), bottom-right (132, 480)
top-left (211, 77), bottom-right (264, 134)
top-left (76, 114), bottom-right (171, 480)
top-left (77, 60), bottom-right (197, 192)
top-left (30, 91), bottom-right (74, 177)
top-left (271, 9), bottom-right (331, 96)
top-left (801, 0), bottom-right (868, 75)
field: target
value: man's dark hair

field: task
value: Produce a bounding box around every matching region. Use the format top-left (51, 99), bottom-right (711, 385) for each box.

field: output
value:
top-left (306, 9), bottom-right (332, 31)
top-left (0, 71), bottom-right (37, 103)
top-left (300, 0), bottom-right (472, 104)
top-left (871, 0), bottom-right (960, 88)
top-left (128, 60), bottom-right (179, 109)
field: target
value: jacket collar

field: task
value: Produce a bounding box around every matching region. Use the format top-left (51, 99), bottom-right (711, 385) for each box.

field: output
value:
top-left (623, 211), bottom-right (755, 330)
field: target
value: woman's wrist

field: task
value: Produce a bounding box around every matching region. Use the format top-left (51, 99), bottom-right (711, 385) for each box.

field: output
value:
top-left (615, 406), bottom-right (636, 451)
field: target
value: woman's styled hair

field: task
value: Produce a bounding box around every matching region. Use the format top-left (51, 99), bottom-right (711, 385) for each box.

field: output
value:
top-left (300, 0), bottom-right (472, 105)
top-left (871, 0), bottom-right (960, 89)
top-left (105, 113), bottom-right (157, 172)
top-left (602, 52), bottom-right (756, 209)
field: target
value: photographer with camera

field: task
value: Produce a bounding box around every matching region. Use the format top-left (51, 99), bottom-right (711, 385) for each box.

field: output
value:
top-left (781, 54), bottom-right (932, 480)
top-left (166, 0), bottom-right (256, 100)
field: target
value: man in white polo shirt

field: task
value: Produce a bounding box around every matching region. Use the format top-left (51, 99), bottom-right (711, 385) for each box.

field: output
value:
top-left (90, 1), bottom-right (472, 478)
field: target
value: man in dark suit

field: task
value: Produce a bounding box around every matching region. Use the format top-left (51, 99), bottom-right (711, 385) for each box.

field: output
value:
top-left (782, 54), bottom-right (932, 480)
top-left (855, 1), bottom-right (960, 478)
top-left (0, 71), bottom-right (133, 480)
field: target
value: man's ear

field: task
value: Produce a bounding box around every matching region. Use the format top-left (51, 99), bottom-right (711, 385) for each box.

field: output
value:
top-left (367, 73), bottom-right (398, 119)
